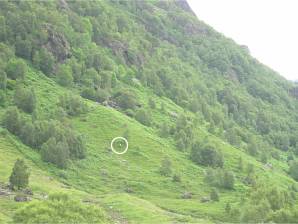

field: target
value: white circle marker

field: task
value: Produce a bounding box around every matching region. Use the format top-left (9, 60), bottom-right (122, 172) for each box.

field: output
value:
top-left (110, 137), bottom-right (128, 155)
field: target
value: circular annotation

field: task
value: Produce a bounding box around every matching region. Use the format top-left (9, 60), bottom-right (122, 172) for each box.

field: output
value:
top-left (110, 137), bottom-right (128, 155)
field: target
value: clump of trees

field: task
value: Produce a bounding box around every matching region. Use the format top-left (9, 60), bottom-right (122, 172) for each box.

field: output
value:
top-left (3, 107), bottom-right (86, 168)
top-left (5, 59), bottom-right (27, 80)
top-left (204, 168), bottom-right (235, 189)
top-left (14, 86), bottom-right (36, 113)
top-left (58, 93), bottom-right (87, 116)
top-left (191, 139), bottom-right (224, 168)
top-left (9, 159), bottom-right (30, 190)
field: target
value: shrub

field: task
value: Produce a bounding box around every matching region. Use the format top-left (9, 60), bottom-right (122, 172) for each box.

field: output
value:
top-left (114, 89), bottom-right (138, 110)
top-left (59, 93), bottom-right (87, 116)
top-left (159, 157), bottom-right (172, 176)
top-left (0, 70), bottom-right (7, 90)
top-left (210, 188), bottom-right (219, 201)
top-left (172, 174), bottom-right (181, 182)
top-left (56, 64), bottom-right (73, 87)
top-left (5, 58), bottom-right (27, 80)
top-left (191, 140), bottom-right (224, 168)
top-left (148, 97), bottom-right (156, 109)
top-left (13, 193), bottom-right (108, 223)
top-left (41, 138), bottom-right (70, 169)
top-left (3, 107), bottom-right (22, 135)
top-left (289, 160), bottom-right (298, 181)
top-left (135, 109), bottom-right (151, 126)
top-left (14, 87), bottom-right (36, 113)
top-left (33, 48), bottom-right (55, 76)
top-left (9, 159), bottom-right (30, 190)
top-left (204, 168), bottom-right (235, 189)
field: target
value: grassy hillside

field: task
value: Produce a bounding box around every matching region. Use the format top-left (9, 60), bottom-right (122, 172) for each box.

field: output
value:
top-left (0, 0), bottom-right (298, 223)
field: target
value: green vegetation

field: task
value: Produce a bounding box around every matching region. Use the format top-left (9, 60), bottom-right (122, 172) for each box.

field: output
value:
top-left (9, 159), bottom-right (30, 190)
top-left (0, 0), bottom-right (297, 223)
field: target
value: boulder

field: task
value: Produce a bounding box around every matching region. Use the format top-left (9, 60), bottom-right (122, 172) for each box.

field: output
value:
top-left (200, 196), bottom-right (210, 203)
top-left (14, 194), bottom-right (30, 202)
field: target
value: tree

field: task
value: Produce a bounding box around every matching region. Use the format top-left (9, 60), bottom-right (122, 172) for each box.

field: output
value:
top-left (0, 70), bottom-right (7, 90)
top-left (58, 93), bottom-right (87, 116)
top-left (159, 157), bottom-right (172, 176)
top-left (41, 138), bottom-right (70, 169)
top-left (5, 58), bottom-right (27, 80)
top-left (33, 48), bottom-right (55, 76)
top-left (115, 90), bottom-right (138, 110)
top-left (135, 109), bottom-right (151, 126)
top-left (3, 107), bottom-right (22, 135)
top-left (148, 97), bottom-right (156, 109)
top-left (222, 171), bottom-right (235, 189)
top-left (191, 141), bottom-right (224, 168)
top-left (56, 64), bottom-right (73, 87)
top-left (289, 160), bottom-right (298, 181)
top-left (9, 159), bottom-right (30, 190)
top-left (14, 87), bottom-right (36, 113)
top-left (210, 188), bottom-right (219, 201)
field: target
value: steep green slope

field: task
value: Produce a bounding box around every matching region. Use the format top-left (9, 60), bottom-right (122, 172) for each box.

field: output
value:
top-left (0, 0), bottom-right (298, 223)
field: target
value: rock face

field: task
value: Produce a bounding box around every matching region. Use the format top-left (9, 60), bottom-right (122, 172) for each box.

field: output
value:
top-left (44, 24), bottom-right (71, 62)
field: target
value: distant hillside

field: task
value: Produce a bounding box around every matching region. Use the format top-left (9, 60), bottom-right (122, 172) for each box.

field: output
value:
top-left (0, 0), bottom-right (297, 223)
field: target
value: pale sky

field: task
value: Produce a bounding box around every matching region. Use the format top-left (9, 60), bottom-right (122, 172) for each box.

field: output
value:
top-left (187, 0), bottom-right (298, 80)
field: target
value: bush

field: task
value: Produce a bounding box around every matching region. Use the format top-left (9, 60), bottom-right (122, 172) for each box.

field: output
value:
top-left (172, 173), bottom-right (181, 182)
top-left (210, 188), bottom-right (219, 201)
top-left (56, 64), bottom-right (73, 87)
top-left (159, 157), bottom-right (172, 176)
top-left (33, 48), bottom-right (55, 76)
top-left (0, 70), bottom-right (7, 90)
top-left (289, 160), bottom-right (298, 181)
top-left (58, 93), bottom-right (87, 116)
top-left (41, 138), bottom-right (70, 169)
top-left (13, 193), bottom-right (108, 223)
top-left (205, 168), bottom-right (235, 189)
top-left (9, 159), bottom-right (30, 190)
top-left (135, 109), bottom-right (151, 126)
top-left (114, 89), bottom-right (138, 110)
top-left (191, 140), bottom-right (224, 168)
top-left (3, 107), bottom-right (22, 135)
top-left (14, 87), bottom-right (36, 113)
top-left (5, 58), bottom-right (27, 80)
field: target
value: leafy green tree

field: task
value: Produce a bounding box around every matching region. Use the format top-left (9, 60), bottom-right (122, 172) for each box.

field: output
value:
top-left (56, 64), bottom-right (73, 87)
top-left (15, 36), bottom-right (32, 60)
top-left (9, 159), bottom-right (30, 190)
top-left (5, 59), bottom-right (27, 80)
top-left (58, 93), bottom-right (87, 116)
top-left (289, 160), bottom-right (298, 181)
top-left (41, 138), bottom-right (70, 169)
top-left (114, 90), bottom-right (138, 110)
top-left (148, 97), bottom-right (156, 109)
top-left (0, 70), bottom-right (7, 90)
top-left (33, 48), bottom-right (55, 76)
top-left (3, 107), bottom-right (22, 135)
top-left (14, 87), bottom-right (36, 113)
top-left (135, 109), bottom-right (151, 126)
top-left (210, 188), bottom-right (219, 201)
top-left (222, 171), bottom-right (235, 189)
top-left (191, 141), bottom-right (224, 168)
top-left (159, 157), bottom-right (172, 176)
top-left (0, 90), bottom-right (6, 106)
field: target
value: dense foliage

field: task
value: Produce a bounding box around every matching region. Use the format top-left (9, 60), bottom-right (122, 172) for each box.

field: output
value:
top-left (0, 0), bottom-right (297, 223)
